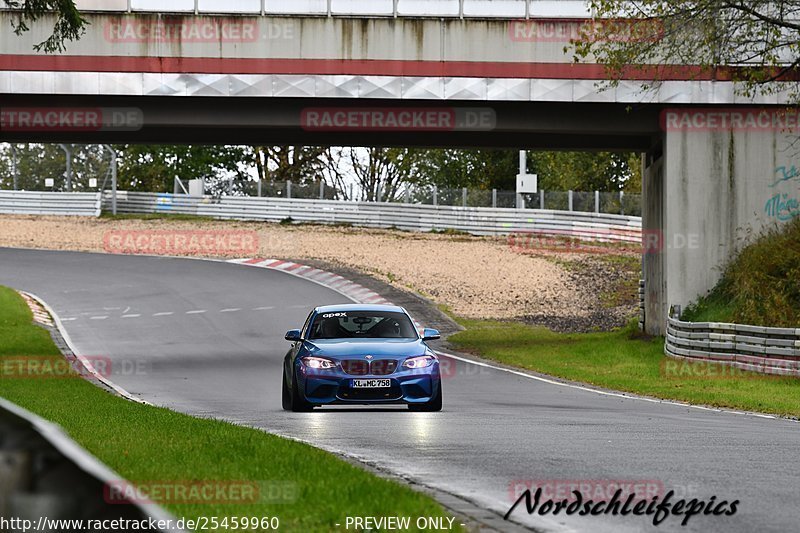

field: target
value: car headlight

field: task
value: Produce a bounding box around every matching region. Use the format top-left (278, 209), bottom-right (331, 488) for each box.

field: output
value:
top-left (301, 356), bottom-right (336, 370)
top-left (402, 355), bottom-right (435, 369)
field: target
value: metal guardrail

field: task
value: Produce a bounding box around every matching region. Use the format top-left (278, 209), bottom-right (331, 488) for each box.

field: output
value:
top-left (0, 396), bottom-right (180, 531)
top-left (665, 315), bottom-right (800, 377)
top-left (638, 279), bottom-right (644, 331)
top-left (0, 191), bottom-right (101, 217)
top-left (18, 0), bottom-right (591, 19)
top-left (102, 191), bottom-right (642, 240)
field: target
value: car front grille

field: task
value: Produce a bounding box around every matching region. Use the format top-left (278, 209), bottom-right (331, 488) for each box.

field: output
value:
top-left (340, 359), bottom-right (398, 376)
top-left (370, 359), bottom-right (397, 375)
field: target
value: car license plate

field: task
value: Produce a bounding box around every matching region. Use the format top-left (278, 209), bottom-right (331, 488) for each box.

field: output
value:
top-left (351, 379), bottom-right (391, 388)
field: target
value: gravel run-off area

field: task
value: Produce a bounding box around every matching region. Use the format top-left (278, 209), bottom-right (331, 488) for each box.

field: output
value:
top-left (0, 216), bottom-right (641, 332)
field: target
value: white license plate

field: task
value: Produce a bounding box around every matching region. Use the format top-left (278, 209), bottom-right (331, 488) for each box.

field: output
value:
top-left (351, 379), bottom-right (391, 388)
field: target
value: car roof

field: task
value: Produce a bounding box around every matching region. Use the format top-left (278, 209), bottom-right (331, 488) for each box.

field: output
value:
top-left (314, 303), bottom-right (407, 314)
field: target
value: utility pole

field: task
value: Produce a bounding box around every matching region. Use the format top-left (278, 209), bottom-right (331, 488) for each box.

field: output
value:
top-left (58, 144), bottom-right (73, 192)
top-left (10, 144), bottom-right (18, 191)
top-left (103, 145), bottom-right (118, 215)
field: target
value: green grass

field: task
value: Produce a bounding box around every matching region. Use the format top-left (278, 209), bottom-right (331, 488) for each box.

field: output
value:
top-left (0, 287), bottom-right (458, 532)
top-left (448, 318), bottom-right (800, 418)
top-left (683, 217), bottom-right (800, 327)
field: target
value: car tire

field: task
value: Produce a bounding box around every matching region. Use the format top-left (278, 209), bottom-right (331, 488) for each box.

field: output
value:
top-left (281, 367), bottom-right (292, 411)
top-left (408, 381), bottom-right (442, 412)
top-left (290, 368), bottom-right (315, 412)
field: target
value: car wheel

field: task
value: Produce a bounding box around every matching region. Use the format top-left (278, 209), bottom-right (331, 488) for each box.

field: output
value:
top-left (290, 368), bottom-right (315, 412)
top-left (281, 366), bottom-right (292, 411)
top-left (408, 381), bottom-right (442, 412)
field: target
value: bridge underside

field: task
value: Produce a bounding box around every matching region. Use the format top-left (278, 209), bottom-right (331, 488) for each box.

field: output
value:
top-left (0, 95), bottom-right (660, 150)
top-left (1, 11), bottom-right (796, 335)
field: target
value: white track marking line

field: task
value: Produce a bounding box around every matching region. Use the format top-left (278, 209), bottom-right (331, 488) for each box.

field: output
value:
top-left (228, 257), bottom-right (790, 423)
top-left (61, 317), bottom-right (77, 322)
top-left (186, 310), bottom-right (207, 315)
top-left (219, 308), bottom-right (241, 313)
top-left (437, 350), bottom-right (781, 421)
top-left (152, 312), bottom-right (173, 317)
top-left (253, 306), bottom-right (275, 311)
top-left (21, 292), bottom-right (147, 405)
top-left (89, 316), bottom-right (108, 320)
top-left (121, 314), bottom-right (141, 318)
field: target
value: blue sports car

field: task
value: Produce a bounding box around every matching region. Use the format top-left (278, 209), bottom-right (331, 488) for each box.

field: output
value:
top-left (282, 304), bottom-right (442, 412)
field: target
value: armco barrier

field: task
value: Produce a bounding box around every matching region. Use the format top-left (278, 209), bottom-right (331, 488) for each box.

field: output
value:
top-left (0, 396), bottom-right (181, 531)
top-left (102, 191), bottom-right (642, 241)
top-left (0, 191), bottom-right (101, 217)
top-left (665, 315), bottom-right (800, 377)
top-left (638, 279), bottom-right (645, 331)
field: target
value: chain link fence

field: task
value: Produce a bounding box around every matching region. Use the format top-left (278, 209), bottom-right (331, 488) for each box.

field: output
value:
top-left (234, 181), bottom-right (642, 216)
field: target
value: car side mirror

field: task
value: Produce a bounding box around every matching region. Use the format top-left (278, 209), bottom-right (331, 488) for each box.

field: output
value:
top-left (285, 329), bottom-right (302, 342)
top-left (422, 328), bottom-right (441, 341)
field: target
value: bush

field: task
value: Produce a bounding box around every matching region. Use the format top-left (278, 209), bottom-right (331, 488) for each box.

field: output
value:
top-left (683, 218), bottom-right (800, 327)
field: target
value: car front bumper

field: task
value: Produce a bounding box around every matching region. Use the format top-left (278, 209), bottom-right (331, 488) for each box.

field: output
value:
top-left (296, 362), bottom-right (441, 405)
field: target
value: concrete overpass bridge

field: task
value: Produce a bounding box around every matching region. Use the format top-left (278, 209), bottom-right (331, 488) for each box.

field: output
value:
top-left (1, 1), bottom-right (797, 334)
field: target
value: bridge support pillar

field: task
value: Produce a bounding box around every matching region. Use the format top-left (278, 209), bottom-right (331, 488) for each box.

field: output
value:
top-left (650, 116), bottom-right (797, 335)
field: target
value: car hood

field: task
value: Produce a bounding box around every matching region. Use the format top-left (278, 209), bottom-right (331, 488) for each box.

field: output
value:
top-left (303, 338), bottom-right (428, 359)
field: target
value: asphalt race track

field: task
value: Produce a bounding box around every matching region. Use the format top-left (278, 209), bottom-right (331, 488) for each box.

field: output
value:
top-left (1, 248), bottom-right (798, 533)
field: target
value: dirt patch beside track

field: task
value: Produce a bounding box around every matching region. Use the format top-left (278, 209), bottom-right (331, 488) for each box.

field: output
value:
top-left (0, 215), bottom-right (639, 330)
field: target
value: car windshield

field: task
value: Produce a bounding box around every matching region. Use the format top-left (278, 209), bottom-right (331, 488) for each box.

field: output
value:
top-left (308, 310), bottom-right (418, 340)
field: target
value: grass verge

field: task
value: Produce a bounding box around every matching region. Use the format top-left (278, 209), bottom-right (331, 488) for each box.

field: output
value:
top-left (682, 217), bottom-right (800, 327)
top-left (448, 318), bottom-right (800, 418)
top-left (0, 286), bottom-right (458, 532)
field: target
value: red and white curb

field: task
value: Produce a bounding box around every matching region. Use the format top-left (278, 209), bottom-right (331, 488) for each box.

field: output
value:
top-left (18, 290), bottom-right (148, 405)
top-left (228, 258), bottom-right (425, 333)
top-left (229, 258), bottom-right (393, 306)
top-left (19, 291), bottom-right (54, 327)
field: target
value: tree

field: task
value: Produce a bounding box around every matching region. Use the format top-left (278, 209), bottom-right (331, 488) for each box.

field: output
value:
top-left (325, 147), bottom-right (419, 201)
top-left (408, 149), bottom-right (521, 190)
top-left (250, 146), bottom-right (329, 184)
top-left (0, 143), bottom-right (109, 191)
top-left (533, 151), bottom-right (641, 192)
top-left (407, 148), bottom-right (641, 192)
top-left (573, 1), bottom-right (800, 100)
top-left (116, 145), bottom-right (250, 194)
top-left (6, 0), bottom-right (87, 52)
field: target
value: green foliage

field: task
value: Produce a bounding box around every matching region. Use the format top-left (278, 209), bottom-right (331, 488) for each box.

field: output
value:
top-left (408, 148), bottom-right (641, 192)
top-left (116, 144), bottom-right (250, 194)
top-left (533, 151), bottom-right (641, 192)
top-left (6, 0), bottom-right (87, 52)
top-left (573, 1), bottom-right (800, 101)
top-left (683, 218), bottom-right (800, 327)
top-left (0, 144), bottom-right (109, 191)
